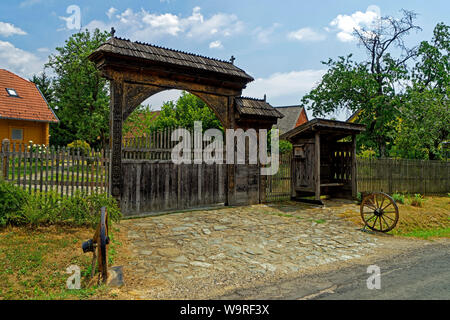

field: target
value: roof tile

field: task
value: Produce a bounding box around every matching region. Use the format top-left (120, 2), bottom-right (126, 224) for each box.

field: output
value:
top-left (0, 69), bottom-right (58, 123)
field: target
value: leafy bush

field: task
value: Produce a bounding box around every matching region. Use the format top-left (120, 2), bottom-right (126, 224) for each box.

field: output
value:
top-left (410, 194), bottom-right (424, 207)
top-left (67, 140), bottom-right (91, 157)
top-left (18, 191), bottom-right (61, 226)
top-left (59, 192), bottom-right (121, 227)
top-left (392, 193), bottom-right (405, 204)
top-left (356, 192), bottom-right (362, 204)
top-left (0, 179), bottom-right (30, 226)
top-left (279, 140), bottom-right (293, 154)
top-left (0, 179), bottom-right (121, 227)
top-left (358, 146), bottom-right (376, 159)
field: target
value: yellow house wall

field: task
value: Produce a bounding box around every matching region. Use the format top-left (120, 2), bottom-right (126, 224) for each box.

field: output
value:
top-left (0, 119), bottom-right (49, 145)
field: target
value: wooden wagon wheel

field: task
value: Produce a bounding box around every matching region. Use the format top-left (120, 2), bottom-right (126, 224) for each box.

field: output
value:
top-left (360, 192), bottom-right (399, 232)
top-left (82, 207), bottom-right (110, 284)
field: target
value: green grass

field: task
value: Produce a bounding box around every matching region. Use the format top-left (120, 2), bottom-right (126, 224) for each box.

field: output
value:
top-left (0, 226), bottom-right (113, 300)
top-left (402, 227), bottom-right (450, 240)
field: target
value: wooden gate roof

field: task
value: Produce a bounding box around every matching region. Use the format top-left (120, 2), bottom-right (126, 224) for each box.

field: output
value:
top-left (281, 118), bottom-right (365, 141)
top-left (89, 37), bottom-right (253, 82)
top-left (235, 97), bottom-right (284, 119)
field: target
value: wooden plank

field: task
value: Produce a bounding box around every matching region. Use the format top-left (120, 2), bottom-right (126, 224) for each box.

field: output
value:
top-left (314, 132), bottom-right (320, 200)
top-left (351, 134), bottom-right (357, 198)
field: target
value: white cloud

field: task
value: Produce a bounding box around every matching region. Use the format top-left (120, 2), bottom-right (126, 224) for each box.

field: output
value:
top-left (19, 0), bottom-right (42, 8)
top-left (37, 47), bottom-right (50, 53)
top-left (86, 6), bottom-right (244, 43)
top-left (209, 40), bottom-right (223, 49)
top-left (0, 22), bottom-right (27, 37)
top-left (142, 89), bottom-right (183, 109)
top-left (330, 5), bottom-right (381, 42)
top-left (254, 23), bottom-right (280, 43)
top-left (287, 27), bottom-right (325, 42)
top-left (243, 69), bottom-right (326, 102)
top-left (0, 40), bottom-right (44, 77)
top-left (106, 7), bottom-right (118, 20)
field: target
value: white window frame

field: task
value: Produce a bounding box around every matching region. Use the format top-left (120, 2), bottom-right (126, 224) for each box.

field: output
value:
top-left (6, 88), bottom-right (18, 97)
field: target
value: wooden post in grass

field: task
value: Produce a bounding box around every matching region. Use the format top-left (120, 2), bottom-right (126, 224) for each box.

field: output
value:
top-left (2, 139), bottom-right (10, 180)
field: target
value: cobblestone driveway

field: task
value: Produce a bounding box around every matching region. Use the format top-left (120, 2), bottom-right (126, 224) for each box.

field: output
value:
top-left (112, 200), bottom-right (393, 299)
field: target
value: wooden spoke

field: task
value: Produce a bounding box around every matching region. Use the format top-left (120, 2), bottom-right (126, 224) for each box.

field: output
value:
top-left (372, 216), bottom-right (379, 229)
top-left (381, 202), bottom-right (393, 211)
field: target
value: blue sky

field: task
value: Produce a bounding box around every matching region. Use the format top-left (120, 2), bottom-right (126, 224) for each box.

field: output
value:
top-left (0, 0), bottom-right (448, 116)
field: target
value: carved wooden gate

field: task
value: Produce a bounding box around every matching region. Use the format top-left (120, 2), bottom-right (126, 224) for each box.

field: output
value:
top-left (89, 30), bottom-right (282, 213)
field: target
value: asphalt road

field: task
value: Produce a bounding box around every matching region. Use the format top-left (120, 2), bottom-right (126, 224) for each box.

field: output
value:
top-left (220, 241), bottom-right (450, 300)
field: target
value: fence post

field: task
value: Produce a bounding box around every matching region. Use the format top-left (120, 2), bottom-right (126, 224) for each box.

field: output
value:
top-left (2, 139), bottom-right (10, 180)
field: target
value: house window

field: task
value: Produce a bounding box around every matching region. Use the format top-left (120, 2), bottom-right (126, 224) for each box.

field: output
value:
top-left (6, 88), bottom-right (19, 97)
top-left (11, 128), bottom-right (23, 141)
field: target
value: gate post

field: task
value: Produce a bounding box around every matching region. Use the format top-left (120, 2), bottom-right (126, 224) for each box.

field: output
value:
top-left (225, 96), bottom-right (236, 206)
top-left (110, 77), bottom-right (124, 202)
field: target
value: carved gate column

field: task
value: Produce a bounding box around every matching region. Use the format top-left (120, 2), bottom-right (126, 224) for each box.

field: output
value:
top-left (110, 77), bottom-right (124, 201)
top-left (225, 96), bottom-right (236, 206)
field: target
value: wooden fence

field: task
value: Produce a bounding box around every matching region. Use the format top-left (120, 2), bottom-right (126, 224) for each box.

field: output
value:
top-left (264, 154), bottom-right (450, 201)
top-left (265, 152), bottom-right (292, 202)
top-left (357, 158), bottom-right (450, 195)
top-left (3, 132), bottom-right (448, 203)
top-left (1, 140), bottom-right (110, 197)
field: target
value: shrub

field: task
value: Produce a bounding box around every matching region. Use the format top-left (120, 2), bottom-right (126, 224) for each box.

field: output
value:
top-left (60, 192), bottom-right (121, 227)
top-left (410, 194), bottom-right (424, 207)
top-left (279, 140), bottom-right (293, 154)
top-left (392, 193), bottom-right (405, 204)
top-left (0, 179), bottom-right (30, 226)
top-left (18, 191), bottom-right (61, 226)
top-left (356, 192), bottom-right (362, 204)
top-left (0, 180), bottom-right (121, 227)
top-left (358, 146), bottom-right (376, 159)
top-left (67, 140), bottom-right (91, 157)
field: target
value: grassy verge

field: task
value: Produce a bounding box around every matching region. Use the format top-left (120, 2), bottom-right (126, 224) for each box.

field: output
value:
top-left (0, 224), bottom-right (121, 300)
top-left (340, 195), bottom-right (450, 239)
top-left (0, 225), bottom-right (104, 299)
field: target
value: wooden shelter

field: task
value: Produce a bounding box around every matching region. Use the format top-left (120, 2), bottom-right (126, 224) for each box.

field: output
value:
top-left (281, 119), bottom-right (365, 204)
top-left (88, 30), bottom-right (282, 211)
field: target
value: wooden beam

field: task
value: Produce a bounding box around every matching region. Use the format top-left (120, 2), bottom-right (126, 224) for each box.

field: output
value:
top-left (315, 132), bottom-right (321, 201)
top-left (351, 134), bottom-right (357, 199)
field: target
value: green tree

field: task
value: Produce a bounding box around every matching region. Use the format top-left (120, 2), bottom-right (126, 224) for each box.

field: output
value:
top-left (30, 71), bottom-right (54, 105)
top-left (302, 10), bottom-right (421, 157)
top-left (393, 23), bottom-right (449, 159)
top-left (151, 91), bottom-right (222, 131)
top-left (46, 29), bottom-right (110, 148)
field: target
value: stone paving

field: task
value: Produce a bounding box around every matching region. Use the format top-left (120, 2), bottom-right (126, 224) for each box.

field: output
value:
top-left (113, 199), bottom-right (391, 299)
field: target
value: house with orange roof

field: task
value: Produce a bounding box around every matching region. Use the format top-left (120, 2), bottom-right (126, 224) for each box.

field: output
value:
top-left (274, 105), bottom-right (309, 134)
top-left (0, 69), bottom-right (58, 145)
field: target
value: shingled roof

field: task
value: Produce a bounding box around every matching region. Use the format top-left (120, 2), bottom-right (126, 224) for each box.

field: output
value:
top-left (89, 37), bottom-right (254, 82)
top-left (275, 105), bottom-right (308, 133)
top-left (0, 69), bottom-right (58, 123)
top-left (235, 97), bottom-right (284, 119)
